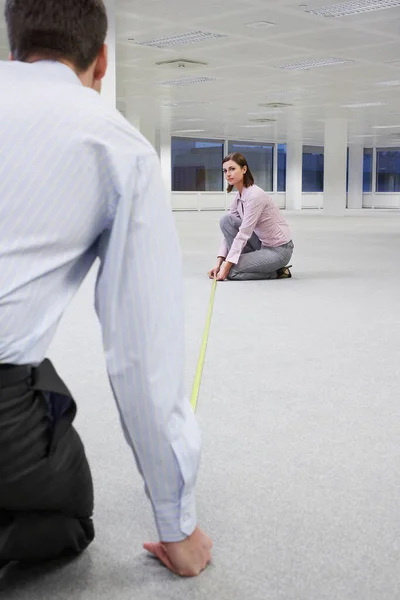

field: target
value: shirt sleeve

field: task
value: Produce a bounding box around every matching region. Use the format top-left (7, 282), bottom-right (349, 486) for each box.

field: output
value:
top-left (94, 150), bottom-right (201, 542)
top-left (226, 192), bottom-right (264, 264)
top-left (218, 237), bottom-right (228, 259)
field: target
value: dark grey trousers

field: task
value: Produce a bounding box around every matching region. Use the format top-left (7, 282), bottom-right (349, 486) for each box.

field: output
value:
top-left (0, 359), bottom-right (94, 565)
top-left (220, 214), bottom-right (294, 281)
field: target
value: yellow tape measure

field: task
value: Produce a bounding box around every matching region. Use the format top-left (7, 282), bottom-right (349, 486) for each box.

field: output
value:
top-left (190, 278), bottom-right (217, 413)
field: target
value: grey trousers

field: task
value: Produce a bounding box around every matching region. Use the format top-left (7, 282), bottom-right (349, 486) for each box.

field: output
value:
top-left (220, 214), bottom-right (294, 281)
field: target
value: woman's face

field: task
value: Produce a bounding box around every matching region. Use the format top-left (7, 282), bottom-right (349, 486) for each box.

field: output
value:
top-left (223, 160), bottom-right (247, 187)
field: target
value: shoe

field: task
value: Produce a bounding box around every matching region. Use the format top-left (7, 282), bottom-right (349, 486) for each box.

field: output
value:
top-left (277, 265), bottom-right (292, 279)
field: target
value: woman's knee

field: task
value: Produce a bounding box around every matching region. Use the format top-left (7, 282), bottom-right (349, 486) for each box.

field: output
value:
top-left (220, 213), bottom-right (240, 232)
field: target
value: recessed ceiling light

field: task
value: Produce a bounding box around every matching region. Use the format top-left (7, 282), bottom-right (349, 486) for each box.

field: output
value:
top-left (130, 31), bottom-right (227, 48)
top-left (341, 101), bottom-right (385, 107)
top-left (173, 129), bottom-right (206, 133)
top-left (371, 124), bottom-right (400, 128)
top-left (276, 57), bottom-right (353, 70)
top-left (249, 118), bottom-right (276, 123)
top-left (161, 76), bottom-right (216, 86)
top-left (246, 21), bottom-right (276, 28)
top-left (376, 80), bottom-right (400, 86)
top-left (306, 0), bottom-right (400, 18)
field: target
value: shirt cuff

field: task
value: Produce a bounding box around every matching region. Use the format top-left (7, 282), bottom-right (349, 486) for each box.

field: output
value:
top-left (218, 239), bottom-right (228, 259)
top-left (226, 249), bottom-right (240, 264)
top-left (154, 491), bottom-right (197, 542)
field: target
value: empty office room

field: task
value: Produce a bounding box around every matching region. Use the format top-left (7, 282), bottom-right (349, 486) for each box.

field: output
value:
top-left (0, 1), bottom-right (399, 599)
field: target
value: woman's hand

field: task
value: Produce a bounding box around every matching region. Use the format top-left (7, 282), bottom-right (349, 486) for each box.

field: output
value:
top-left (217, 262), bottom-right (232, 281)
top-left (208, 266), bottom-right (220, 279)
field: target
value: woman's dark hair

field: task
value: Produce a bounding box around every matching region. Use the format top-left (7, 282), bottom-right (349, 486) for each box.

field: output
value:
top-left (5, 0), bottom-right (108, 73)
top-left (222, 152), bottom-right (255, 193)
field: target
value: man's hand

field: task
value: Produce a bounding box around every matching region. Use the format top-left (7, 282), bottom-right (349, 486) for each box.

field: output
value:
top-left (217, 261), bottom-right (232, 281)
top-left (143, 527), bottom-right (213, 577)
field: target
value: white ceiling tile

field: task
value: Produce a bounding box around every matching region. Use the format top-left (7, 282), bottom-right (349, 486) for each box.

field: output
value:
top-left (338, 41), bottom-right (400, 62)
top-left (1, 0), bottom-right (400, 140)
top-left (287, 28), bottom-right (389, 51)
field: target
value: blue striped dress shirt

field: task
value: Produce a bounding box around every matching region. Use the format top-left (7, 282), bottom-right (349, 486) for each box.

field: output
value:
top-left (0, 59), bottom-right (201, 542)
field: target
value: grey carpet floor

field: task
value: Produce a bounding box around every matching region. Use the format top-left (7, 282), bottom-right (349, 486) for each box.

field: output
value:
top-left (1, 210), bottom-right (400, 599)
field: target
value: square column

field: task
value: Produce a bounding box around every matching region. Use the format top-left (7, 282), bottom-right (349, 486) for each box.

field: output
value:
top-left (159, 132), bottom-right (172, 197)
top-left (286, 140), bottom-right (303, 210)
top-left (102, 0), bottom-right (116, 108)
top-left (323, 118), bottom-right (348, 215)
top-left (348, 144), bottom-right (364, 209)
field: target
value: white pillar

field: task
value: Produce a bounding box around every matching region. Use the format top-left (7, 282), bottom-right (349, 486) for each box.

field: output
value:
top-left (273, 143), bottom-right (278, 193)
top-left (125, 107), bottom-right (158, 150)
top-left (323, 118), bottom-right (348, 215)
top-left (286, 140), bottom-right (303, 210)
top-left (138, 114), bottom-right (157, 149)
top-left (159, 132), bottom-right (172, 198)
top-left (347, 144), bottom-right (364, 209)
top-left (102, 0), bottom-right (116, 108)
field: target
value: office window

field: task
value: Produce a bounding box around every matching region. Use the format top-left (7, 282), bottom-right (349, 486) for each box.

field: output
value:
top-left (302, 146), bottom-right (324, 192)
top-left (363, 148), bottom-right (373, 193)
top-left (376, 148), bottom-right (400, 192)
top-left (227, 141), bottom-right (274, 191)
top-left (278, 144), bottom-right (287, 192)
top-left (171, 137), bottom-right (224, 192)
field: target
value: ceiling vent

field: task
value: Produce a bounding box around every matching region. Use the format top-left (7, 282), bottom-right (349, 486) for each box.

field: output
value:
top-left (155, 59), bottom-right (208, 69)
top-left (259, 102), bottom-right (292, 108)
top-left (249, 118), bottom-right (276, 123)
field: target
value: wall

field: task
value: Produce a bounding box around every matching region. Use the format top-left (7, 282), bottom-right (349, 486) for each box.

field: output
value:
top-left (362, 194), bottom-right (400, 209)
top-left (301, 194), bottom-right (324, 209)
top-left (171, 192), bottom-right (324, 211)
top-left (171, 192), bottom-right (286, 211)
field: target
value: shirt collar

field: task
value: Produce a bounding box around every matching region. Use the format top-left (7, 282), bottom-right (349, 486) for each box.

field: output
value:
top-left (237, 185), bottom-right (252, 201)
top-left (29, 60), bottom-right (83, 86)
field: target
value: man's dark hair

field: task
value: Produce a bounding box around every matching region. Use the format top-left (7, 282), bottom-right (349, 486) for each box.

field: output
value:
top-left (5, 0), bottom-right (108, 72)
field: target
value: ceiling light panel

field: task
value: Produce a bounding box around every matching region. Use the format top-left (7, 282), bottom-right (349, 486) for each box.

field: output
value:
top-left (376, 80), bottom-right (400, 86)
top-left (160, 76), bottom-right (216, 86)
top-left (163, 100), bottom-right (211, 107)
top-left (276, 57), bottom-right (353, 70)
top-left (246, 21), bottom-right (276, 28)
top-left (341, 102), bottom-right (385, 107)
top-left (132, 31), bottom-right (227, 49)
top-left (306, 0), bottom-right (400, 18)
top-left (173, 129), bottom-right (206, 133)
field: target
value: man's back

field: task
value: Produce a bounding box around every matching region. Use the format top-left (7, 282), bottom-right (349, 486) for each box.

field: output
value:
top-left (0, 59), bottom-right (152, 364)
top-left (0, 0), bottom-right (210, 576)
